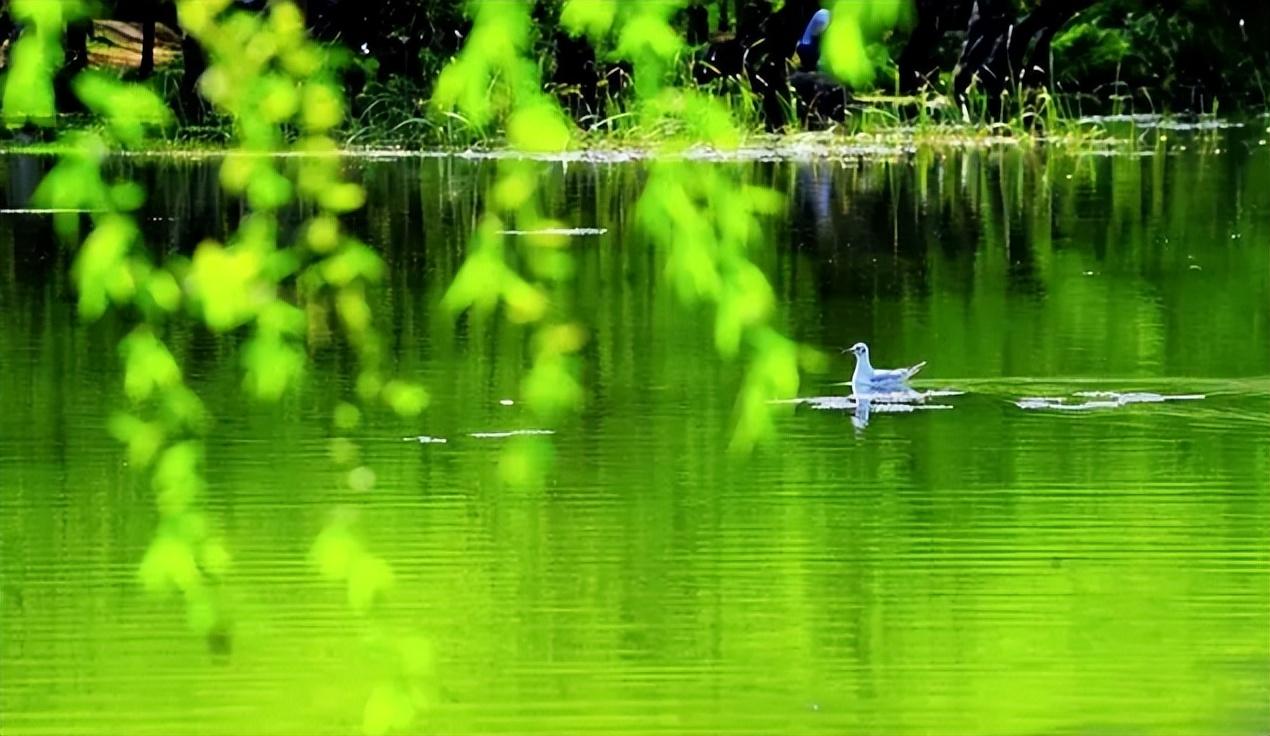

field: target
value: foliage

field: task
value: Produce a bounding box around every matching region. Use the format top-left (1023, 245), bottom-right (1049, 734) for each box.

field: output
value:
top-left (1, 0), bottom-right (893, 733)
top-left (1050, 1), bottom-right (1270, 108)
top-left (6, 0), bottom-right (435, 731)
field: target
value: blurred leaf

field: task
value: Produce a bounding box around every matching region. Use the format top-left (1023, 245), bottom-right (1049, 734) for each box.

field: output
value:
top-left (333, 402), bottom-right (361, 430)
top-left (502, 276), bottom-right (548, 323)
top-left (185, 592), bottom-right (219, 636)
top-left (381, 380), bottom-right (429, 418)
top-left (320, 241), bottom-right (384, 286)
top-left (536, 323), bottom-right (587, 355)
top-left (73, 71), bottom-right (172, 145)
top-left (152, 441), bottom-right (205, 516)
top-left (311, 522), bottom-right (361, 582)
top-left (302, 81), bottom-right (344, 131)
top-left (507, 102), bottom-right (572, 153)
top-left (306, 215), bottom-right (341, 253)
top-left (242, 331), bottom-right (305, 400)
top-left (139, 535), bottom-right (202, 595)
top-left (522, 353), bottom-right (583, 418)
top-left (347, 465), bottom-right (376, 492)
top-left (109, 181), bottom-right (147, 212)
top-left (246, 167), bottom-right (294, 210)
top-left (120, 328), bottom-right (182, 402)
top-left (823, 0), bottom-right (907, 87)
top-left (615, 12), bottom-right (683, 63)
top-left (256, 301), bottom-right (307, 337)
top-left (108, 412), bottom-right (165, 467)
top-left (362, 682), bottom-right (415, 736)
top-left (189, 240), bottom-right (264, 331)
top-left (71, 215), bottom-right (140, 319)
top-left (160, 385), bottom-right (209, 434)
top-left (355, 370), bottom-right (383, 403)
top-left (347, 553), bottom-right (394, 612)
top-left (336, 286), bottom-right (372, 333)
top-left (319, 183), bottom-right (366, 213)
top-left (220, 154), bottom-right (256, 193)
top-left (498, 435), bottom-right (554, 487)
top-left (144, 270), bottom-right (182, 313)
top-left (259, 73), bottom-right (301, 123)
top-left (398, 636), bottom-right (436, 680)
top-left (561, 0), bottom-right (616, 38)
top-left (199, 538), bottom-right (232, 579)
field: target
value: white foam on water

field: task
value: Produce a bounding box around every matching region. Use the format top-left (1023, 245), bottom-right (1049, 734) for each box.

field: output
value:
top-left (469, 429), bottom-right (556, 439)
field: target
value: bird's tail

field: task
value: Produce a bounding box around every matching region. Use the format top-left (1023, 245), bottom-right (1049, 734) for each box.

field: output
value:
top-left (905, 361), bottom-right (927, 379)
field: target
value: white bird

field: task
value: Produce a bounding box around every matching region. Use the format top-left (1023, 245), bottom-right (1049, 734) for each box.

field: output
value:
top-left (845, 342), bottom-right (926, 393)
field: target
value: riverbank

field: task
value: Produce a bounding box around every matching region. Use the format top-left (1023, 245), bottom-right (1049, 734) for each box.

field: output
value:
top-left (3, 111), bottom-right (1266, 162)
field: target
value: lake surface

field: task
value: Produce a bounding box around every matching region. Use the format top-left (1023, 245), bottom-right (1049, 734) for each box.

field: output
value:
top-left (2, 128), bottom-right (1269, 735)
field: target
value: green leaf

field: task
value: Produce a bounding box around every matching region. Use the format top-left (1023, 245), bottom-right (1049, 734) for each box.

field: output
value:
top-left (318, 183), bottom-right (366, 213)
top-left (189, 240), bottom-right (264, 331)
top-left (301, 81), bottom-right (344, 132)
top-left (246, 167), bottom-right (294, 210)
top-left (72, 215), bottom-right (140, 319)
top-left (108, 412), bottom-right (165, 467)
top-left (139, 536), bottom-right (202, 595)
top-left (347, 553), bottom-right (394, 613)
top-left (560, 0), bottom-right (616, 39)
top-left (362, 683), bottom-right (415, 736)
top-left (333, 402), bottom-right (361, 430)
top-left (72, 71), bottom-right (172, 145)
top-left (120, 328), bottom-right (182, 402)
top-left (310, 522), bottom-right (361, 582)
top-left (152, 441), bottom-right (205, 516)
top-left (507, 102), bottom-right (573, 153)
top-left (242, 331), bottom-right (305, 400)
top-left (381, 381), bottom-right (429, 418)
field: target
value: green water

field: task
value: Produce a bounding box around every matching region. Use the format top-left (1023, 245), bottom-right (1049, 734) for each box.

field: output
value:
top-left (2, 131), bottom-right (1269, 735)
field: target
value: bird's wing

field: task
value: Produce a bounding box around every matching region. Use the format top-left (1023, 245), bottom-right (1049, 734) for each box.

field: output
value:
top-left (902, 361), bottom-right (927, 379)
top-left (872, 362), bottom-right (926, 382)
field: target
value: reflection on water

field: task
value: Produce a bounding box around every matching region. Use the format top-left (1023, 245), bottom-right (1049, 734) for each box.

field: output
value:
top-left (2, 129), bottom-right (1269, 735)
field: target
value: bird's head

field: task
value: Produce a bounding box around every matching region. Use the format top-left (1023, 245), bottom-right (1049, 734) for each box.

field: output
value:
top-left (845, 342), bottom-right (869, 358)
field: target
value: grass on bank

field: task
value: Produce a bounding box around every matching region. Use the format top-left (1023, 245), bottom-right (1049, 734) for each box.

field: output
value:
top-left (1, 56), bottom-right (1264, 156)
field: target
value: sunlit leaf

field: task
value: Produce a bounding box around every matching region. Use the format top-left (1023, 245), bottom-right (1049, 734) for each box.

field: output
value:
top-left (120, 328), bottom-right (182, 402)
top-left (560, 0), bottom-right (616, 38)
top-left (333, 402), bottom-right (361, 430)
top-left (311, 522), bottom-right (361, 581)
top-left (381, 380), bottom-right (429, 418)
top-left (72, 215), bottom-right (140, 319)
top-left (247, 167), bottom-right (294, 210)
top-left (144, 270), bottom-right (182, 313)
top-left (199, 538), bottom-right (232, 579)
top-left (306, 215), bottom-right (341, 253)
top-left (139, 536), bottom-right (202, 595)
top-left (347, 465), bottom-right (376, 493)
top-left (362, 682), bottom-right (415, 736)
top-left (242, 331), bottom-right (305, 400)
top-left (302, 80), bottom-right (344, 131)
top-left (73, 71), bottom-right (172, 145)
top-left (502, 276), bottom-right (548, 323)
top-left (152, 441), bottom-right (205, 516)
top-left (347, 553), bottom-right (394, 612)
top-left (507, 102), bottom-right (572, 153)
top-left (319, 183), bottom-right (367, 213)
top-left (189, 240), bottom-right (265, 331)
top-left (108, 413), bottom-right (165, 467)
top-left (398, 635), bottom-right (436, 680)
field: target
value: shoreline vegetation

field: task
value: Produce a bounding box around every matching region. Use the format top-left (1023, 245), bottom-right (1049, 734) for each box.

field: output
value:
top-left (2, 111), bottom-right (1266, 159)
top-left (1, 3), bottom-right (1267, 154)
